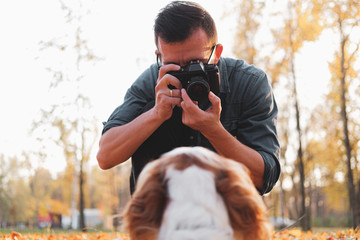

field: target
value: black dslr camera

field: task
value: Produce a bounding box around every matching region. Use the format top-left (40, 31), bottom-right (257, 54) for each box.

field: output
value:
top-left (167, 61), bottom-right (220, 106)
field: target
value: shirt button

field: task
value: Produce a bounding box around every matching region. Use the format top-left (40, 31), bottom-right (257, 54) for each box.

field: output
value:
top-left (189, 136), bottom-right (194, 140)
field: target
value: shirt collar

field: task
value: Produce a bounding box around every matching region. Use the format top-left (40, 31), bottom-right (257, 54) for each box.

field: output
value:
top-left (218, 57), bottom-right (230, 94)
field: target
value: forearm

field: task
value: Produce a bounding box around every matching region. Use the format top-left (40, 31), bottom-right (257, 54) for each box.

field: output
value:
top-left (202, 123), bottom-right (265, 190)
top-left (97, 108), bottom-right (164, 169)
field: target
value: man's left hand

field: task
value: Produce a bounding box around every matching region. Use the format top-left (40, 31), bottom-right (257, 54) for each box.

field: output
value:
top-left (180, 89), bottom-right (222, 136)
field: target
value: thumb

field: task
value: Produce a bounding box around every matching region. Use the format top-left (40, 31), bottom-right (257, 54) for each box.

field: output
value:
top-left (208, 91), bottom-right (220, 105)
top-left (207, 91), bottom-right (221, 114)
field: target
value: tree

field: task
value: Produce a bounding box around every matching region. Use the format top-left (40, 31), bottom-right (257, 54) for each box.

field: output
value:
top-left (0, 154), bottom-right (34, 225)
top-left (8, 178), bottom-right (33, 224)
top-left (324, 0), bottom-right (360, 228)
top-left (88, 162), bottom-right (131, 230)
top-left (33, 0), bottom-right (100, 231)
top-left (0, 154), bottom-right (11, 224)
top-left (232, 0), bottom-right (264, 65)
top-left (266, 0), bottom-right (324, 230)
top-left (231, 0), bottom-right (325, 230)
top-left (29, 168), bottom-right (53, 224)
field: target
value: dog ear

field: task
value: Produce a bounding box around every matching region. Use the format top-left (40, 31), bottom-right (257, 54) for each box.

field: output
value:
top-left (216, 163), bottom-right (272, 240)
top-left (122, 161), bottom-right (168, 240)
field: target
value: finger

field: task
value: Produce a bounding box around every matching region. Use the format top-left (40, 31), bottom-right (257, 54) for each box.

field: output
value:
top-left (181, 89), bottom-right (198, 110)
top-left (168, 89), bottom-right (182, 107)
top-left (156, 75), bottom-right (181, 95)
top-left (157, 76), bottom-right (181, 92)
top-left (155, 89), bottom-right (182, 110)
top-left (157, 65), bottom-right (182, 89)
top-left (166, 75), bottom-right (182, 90)
top-left (181, 88), bottom-right (191, 102)
top-left (171, 97), bottom-right (183, 107)
top-left (208, 91), bottom-right (220, 106)
top-left (207, 91), bottom-right (222, 113)
top-left (162, 90), bottom-right (182, 106)
top-left (169, 88), bottom-right (181, 98)
top-left (180, 89), bottom-right (197, 103)
top-left (158, 64), bottom-right (180, 81)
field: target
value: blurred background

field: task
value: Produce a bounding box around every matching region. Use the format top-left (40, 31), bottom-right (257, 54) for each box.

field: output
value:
top-left (0, 0), bottom-right (359, 232)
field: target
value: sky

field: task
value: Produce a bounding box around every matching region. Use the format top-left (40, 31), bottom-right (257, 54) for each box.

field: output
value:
top-left (0, 0), bottom-right (340, 175)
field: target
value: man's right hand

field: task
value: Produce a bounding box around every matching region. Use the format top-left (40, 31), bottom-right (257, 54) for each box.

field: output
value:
top-left (154, 64), bottom-right (183, 120)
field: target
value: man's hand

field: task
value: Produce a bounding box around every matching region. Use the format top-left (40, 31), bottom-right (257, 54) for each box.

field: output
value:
top-left (154, 64), bottom-right (182, 120)
top-left (181, 89), bottom-right (222, 136)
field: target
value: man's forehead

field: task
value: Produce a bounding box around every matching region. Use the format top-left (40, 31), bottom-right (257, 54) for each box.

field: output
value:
top-left (157, 43), bottom-right (211, 55)
top-left (156, 28), bottom-right (212, 54)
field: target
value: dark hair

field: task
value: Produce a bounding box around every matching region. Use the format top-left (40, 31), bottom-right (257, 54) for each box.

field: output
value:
top-left (154, 1), bottom-right (217, 46)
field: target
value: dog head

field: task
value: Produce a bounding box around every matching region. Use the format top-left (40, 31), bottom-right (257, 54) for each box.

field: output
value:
top-left (122, 147), bottom-right (272, 240)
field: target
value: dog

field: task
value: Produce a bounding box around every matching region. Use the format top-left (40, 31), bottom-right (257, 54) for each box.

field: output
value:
top-left (122, 147), bottom-right (272, 240)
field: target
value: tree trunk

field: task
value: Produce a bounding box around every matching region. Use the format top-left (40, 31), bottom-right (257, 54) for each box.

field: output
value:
top-left (70, 162), bottom-right (77, 230)
top-left (290, 51), bottom-right (310, 231)
top-left (294, 85), bottom-right (308, 231)
top-left (339, 19), bottom-right (357, 228)
top-left (79, 157), bottom-right (86, 231)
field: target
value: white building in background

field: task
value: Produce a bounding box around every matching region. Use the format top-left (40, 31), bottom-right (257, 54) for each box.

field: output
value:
top-left (62, 209), bottom-right (103, 230)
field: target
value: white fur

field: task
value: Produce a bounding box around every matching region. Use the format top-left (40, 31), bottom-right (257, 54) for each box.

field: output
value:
top-left (157, 164), bottom-right (235, 240)
top-left (163, 146), bottom-right (224, 167)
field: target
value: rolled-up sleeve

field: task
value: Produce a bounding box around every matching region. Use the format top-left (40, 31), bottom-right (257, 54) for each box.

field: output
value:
top-left (233, 66), bottom-right (280, 195)
top-left (240, 72), bottom-right (280, 194)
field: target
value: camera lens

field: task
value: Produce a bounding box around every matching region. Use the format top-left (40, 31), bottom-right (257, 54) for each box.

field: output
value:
top-left (186, 77), bottom-right (210, 102)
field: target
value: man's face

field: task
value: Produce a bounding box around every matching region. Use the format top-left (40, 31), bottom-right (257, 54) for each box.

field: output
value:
top-left (156, 28), bottom-right (215, 67)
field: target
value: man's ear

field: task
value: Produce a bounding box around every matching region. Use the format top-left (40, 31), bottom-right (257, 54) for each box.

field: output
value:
top-left (213, 43), bottom-right (223, 64)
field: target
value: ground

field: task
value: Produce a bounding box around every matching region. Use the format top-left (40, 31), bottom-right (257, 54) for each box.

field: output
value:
top-left (1, 228), bottom-right (359, 240)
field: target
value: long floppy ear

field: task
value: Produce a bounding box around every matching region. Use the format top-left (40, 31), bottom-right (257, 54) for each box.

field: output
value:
top-left (216, 162), bottom-right (273, 240)
top-left (122, 161), bottom-right (168, 240)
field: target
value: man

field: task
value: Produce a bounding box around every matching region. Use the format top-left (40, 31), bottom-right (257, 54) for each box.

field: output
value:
top-left (97, 1), bottom-right (280, 195)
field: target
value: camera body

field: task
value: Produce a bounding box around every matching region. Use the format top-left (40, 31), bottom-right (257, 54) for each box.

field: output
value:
top-left (167, 61), bottom-right (220, 105)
